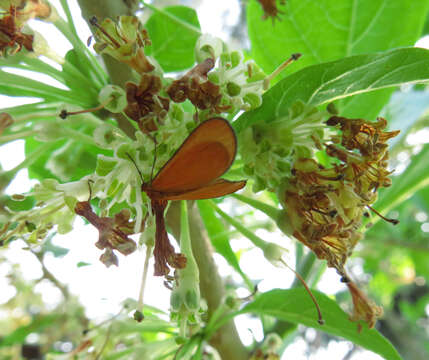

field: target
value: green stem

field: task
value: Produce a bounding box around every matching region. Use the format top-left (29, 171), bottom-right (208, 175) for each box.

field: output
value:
top-left (208, 200), bottom-right (267, 250)
top-left (231, 193), bottom-right (281, 221)
top-left (0, 70), bottom-right (95, 106)
top-left (0, 57), bottom-right (65, 85)
top-left (165, 202), bottom-right (248, 360)
top-left (14, 112), bottom-right (58, 123)
top-left (53, 16), bottom-right (106, 88)
top-left (180, 201), bottom-right (193, 254)
top-left (57, 0), bottom-right (108, 86)
top-left (141, 1), bottom-right (201, 35)
top-left (0, 130), bottom-right (37, 145)
top-left (0, 101), bottom-right (53, 116)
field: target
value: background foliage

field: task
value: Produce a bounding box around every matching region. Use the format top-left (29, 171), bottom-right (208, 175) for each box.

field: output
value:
top-left (1, 0), bottom-right (429, 359)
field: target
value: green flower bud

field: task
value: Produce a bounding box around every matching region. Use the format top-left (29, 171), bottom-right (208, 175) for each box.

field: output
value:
top-left (64, 196), bottom-right (77, 212)
top-left (98, 85), bottom-right (127, 113)
top-left (34, 121), bottom-right (64, 142)
top-left (226, 82), bottom-right (241, 97)
top-left (170, 290), bottom-right (182, 312)
top-left (243, 93), bottom-right (262, 109)
top-left (239, 101), bottom-right (326, 192)
top-left (220, 52), bottom-right (231, 67)
top-left (195, 34), bottom-right (223, 62)
top-left (263, 242), bottom-right (288, 265)
top-left (207, 72), bottom-right (220, 84)
top-left (96, 156), bottom-right (118, 176)
top-left (184, 289), bottom-right (199, 311)
top-left (116, 143), bottom-right (135, 160)
top-left (230, 51), bottom-right (242, 68)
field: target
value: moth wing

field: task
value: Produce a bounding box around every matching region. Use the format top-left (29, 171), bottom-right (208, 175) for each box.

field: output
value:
top-left (159, 179), bottom-right (246, 201)
top-left (151, 118), bottom-right (237, 192)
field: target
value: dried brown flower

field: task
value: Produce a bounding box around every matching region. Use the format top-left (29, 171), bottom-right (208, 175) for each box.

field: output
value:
top-left (347, 280), bottom-right (384, 331)
top-left (124, 74), bottom-right (170, 132)
top-left (74, 201), bottom-right (140, 267)
top-left (0, 6), bottom-right (33, 56)
top-left (167, 58), bottom-right (230, 113)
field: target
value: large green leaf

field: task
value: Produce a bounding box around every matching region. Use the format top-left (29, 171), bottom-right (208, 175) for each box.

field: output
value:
top-left (247, 0), bottom-right (429, 119)
top-left (145, 6), bottom-right (201, 72)
top-left (240, 289), bottom-right (401, 360)
top-left (234, 47), bottom-right (429, 132)
top-left (248, 0), bottom-right (429, 73)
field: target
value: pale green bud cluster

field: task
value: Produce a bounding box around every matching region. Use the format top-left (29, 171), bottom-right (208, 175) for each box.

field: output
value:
top-left (195, 34), bottom-right (265, 113)
top-left (239, 101), bottom-right (326, 192)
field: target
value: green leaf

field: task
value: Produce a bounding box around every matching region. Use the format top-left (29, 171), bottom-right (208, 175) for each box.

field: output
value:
top-left (240, 289), bottom-right (402, 360)
top-left (145, 5), bottom-right (201, 72)
top-left (248, 0), bottom-right (429, 74)
top-left (197, 200), bottom-right (252, 289)
top-left (234, 47), bottom-right (429, 133)
top-left (247, 0), bottom-right (429, 119)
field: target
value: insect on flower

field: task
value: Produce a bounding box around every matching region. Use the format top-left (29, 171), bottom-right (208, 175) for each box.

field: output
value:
top-left (133, 117), bottom-right (247, 276)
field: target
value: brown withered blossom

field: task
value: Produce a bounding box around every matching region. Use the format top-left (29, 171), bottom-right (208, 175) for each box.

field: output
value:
top-left (0, 6), bottom-right (33, 56)
top-left (167, 57), bottom-right (229, 113)
top-left (347, 280), bottom-right (384, 331)
top-left (124, 74), bottom-right (170, 133)
top-left (283, 115), bottom-right (399, 328)
top-left (284, 116), bottom-right (399, 277)
top-left (74, 201), bottom-right (140, 267)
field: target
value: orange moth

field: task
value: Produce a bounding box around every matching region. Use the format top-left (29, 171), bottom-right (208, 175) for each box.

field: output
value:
top-left (140, 117), bottom-right (246, 276)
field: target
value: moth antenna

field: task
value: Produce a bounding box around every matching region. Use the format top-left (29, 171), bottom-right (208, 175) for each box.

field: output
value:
top-left (280, 259), bottom-right (325, 325)
top-left (125, 152), bottom-right (144, 185)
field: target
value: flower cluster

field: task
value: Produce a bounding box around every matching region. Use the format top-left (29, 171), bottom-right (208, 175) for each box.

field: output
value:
top-left (281, 114), bottom-right (399, 328)
top-left (1, 17), bottom-right (260, 280)
top-left (240, 101), bottom-right (326, 192)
